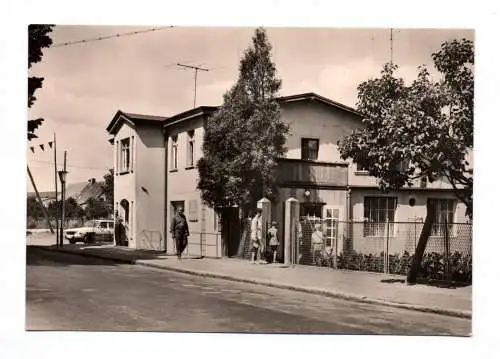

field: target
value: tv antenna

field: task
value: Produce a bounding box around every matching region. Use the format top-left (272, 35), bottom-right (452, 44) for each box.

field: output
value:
top-left (177, 63), bottom-right (210, 108)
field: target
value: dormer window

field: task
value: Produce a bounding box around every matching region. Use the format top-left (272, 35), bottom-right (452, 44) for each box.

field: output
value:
top-left (301, 138), bottom-right (319, 160)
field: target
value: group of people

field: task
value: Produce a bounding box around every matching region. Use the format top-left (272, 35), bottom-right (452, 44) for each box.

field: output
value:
top-left (250, 208), bottom-right (280, 264)
top-left (118, 204), bottom-right (327, 265)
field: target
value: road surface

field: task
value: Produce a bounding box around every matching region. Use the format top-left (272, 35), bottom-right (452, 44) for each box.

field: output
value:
top-left (26, 247), bottom-right (471, 335)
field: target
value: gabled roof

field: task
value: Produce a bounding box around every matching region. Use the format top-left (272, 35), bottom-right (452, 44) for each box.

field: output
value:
top-left (106, 110), bottom-right (168, 135)
top-left (105, 92), bottom-right (362, 135)
top-left (162, 106), bottom-right (219, 128)
top-left (279, 92), bottom-right (362, 118)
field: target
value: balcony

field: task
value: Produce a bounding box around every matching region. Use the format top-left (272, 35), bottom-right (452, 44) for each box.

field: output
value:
top-left (277, 159), bottom-right (348, 187)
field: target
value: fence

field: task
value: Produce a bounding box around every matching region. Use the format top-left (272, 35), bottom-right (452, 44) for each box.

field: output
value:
top-left (298, 219), bottom-right (472, 283)
top-left (167, 231), bottom-right (222, 258)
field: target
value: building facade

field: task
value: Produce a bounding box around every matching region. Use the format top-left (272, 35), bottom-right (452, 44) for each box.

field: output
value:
top-left (105, 93), bottom-right (469, 259)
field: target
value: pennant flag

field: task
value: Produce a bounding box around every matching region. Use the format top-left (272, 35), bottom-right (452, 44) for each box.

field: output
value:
top-left (30, 146), bottom-right (34, 153)
top-left (39, 144), bottom-right (44, 151)
top-left (48, 141), bottom-right (53, 149)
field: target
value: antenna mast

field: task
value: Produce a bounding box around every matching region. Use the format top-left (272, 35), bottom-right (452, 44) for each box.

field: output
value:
top-left (177, 63), bottom-right (209, 108)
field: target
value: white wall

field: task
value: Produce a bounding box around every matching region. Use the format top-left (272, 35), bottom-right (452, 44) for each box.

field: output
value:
top-left (165, 116), bottom-right (221, 257)
top-left (113, 122), bottom-right (137, 247)
top-left (281, 101), bottom-right (361, 162)
top-left (134, 125), bottom-right (165, 250)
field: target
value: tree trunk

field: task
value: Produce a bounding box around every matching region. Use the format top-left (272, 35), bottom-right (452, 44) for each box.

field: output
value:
top-left (406, 200), bottom-right (436, 284)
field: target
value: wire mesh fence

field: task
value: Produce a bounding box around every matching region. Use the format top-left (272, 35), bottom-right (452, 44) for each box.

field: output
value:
top-left (297, 219), bottom-right (472, 283)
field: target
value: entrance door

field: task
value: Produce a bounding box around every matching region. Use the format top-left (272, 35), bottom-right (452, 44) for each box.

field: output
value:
top-left (224, 207), bottom-right (240, 257)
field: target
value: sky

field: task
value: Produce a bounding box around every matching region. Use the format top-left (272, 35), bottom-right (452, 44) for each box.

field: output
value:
top-left (27, 26), bottom-right (474, 192)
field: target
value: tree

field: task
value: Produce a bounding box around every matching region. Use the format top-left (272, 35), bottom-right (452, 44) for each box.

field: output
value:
top-left (47, 197), bottom-right (85, 220)
top-left (337, 38), bottom-right (473, 284)
top-left (197, 27), bottom-right (289, 215)
top-left (28, 25), bottom-right (54, 140)
top-left (103, 169), bottom-right (114, 215)
top-left (85, 198), bottom-right (109, 220)
top-left (27, 196), bottom-right (45, 220)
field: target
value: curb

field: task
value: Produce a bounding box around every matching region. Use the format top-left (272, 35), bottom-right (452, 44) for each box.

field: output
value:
top-left (32, 246), bottom-right (472, 320)
top-left (137, 261), bottom-right (472, 320)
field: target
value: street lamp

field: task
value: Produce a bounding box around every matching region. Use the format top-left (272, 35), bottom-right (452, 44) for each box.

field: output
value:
top-left (58, 170), bottom-right (68, 247)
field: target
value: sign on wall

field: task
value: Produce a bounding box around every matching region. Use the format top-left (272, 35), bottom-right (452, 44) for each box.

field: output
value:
top-left (188, 199), bottom-right (198, 222)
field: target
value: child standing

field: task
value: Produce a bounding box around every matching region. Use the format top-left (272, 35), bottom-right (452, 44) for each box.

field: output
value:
top-left (311, 223), bottom-right (324, 266)
top-left (268, 221), bottom-right (279, 263)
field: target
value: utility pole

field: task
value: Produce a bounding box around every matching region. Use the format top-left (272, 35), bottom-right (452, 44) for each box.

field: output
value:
top-left (177, 63), bottom-right (209, 108)
top-left (59, 151), bottom-right (67, 247)
top-left (390, 28), bottom-right (393, 64)
top-left (27, 166), bottom-right (54, 234)
top-left (53, 132), bottom-right (59, 247)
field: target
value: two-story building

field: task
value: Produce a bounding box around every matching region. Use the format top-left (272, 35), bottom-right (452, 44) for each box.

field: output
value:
top-left (105, 92), bottom-right (469, 259)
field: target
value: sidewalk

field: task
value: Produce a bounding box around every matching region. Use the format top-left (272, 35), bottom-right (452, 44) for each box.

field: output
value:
top-left (32, 242), bottom-right (472, 319)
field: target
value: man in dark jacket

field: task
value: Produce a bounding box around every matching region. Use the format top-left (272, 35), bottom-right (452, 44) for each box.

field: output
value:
top-left (115, 218), bottom-right (126, 246)
top-left (171, 207), bottom-right (189, 260)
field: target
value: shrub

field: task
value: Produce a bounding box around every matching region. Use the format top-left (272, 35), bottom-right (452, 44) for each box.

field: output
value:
top-left (335, 250), bottom-right (472, 284)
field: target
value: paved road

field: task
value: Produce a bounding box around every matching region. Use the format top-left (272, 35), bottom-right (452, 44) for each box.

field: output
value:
top-left (26, 247), bottom-right (471, 335)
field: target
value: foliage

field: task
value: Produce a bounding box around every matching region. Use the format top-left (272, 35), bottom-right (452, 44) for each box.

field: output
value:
top-left (337, 39), bottom-right (473, 218)
top-left (26, 196), bottom-right (45, 220)
top-left (46, 197), bottom-right (85, 219)
top-left (333, 250), bottom-right (472, 284)
top-left (84, 198), bottom-right (109, 220)
top-left (103, 169), bottom-right (114, 213)
top-left (197, 27), bottom-right (289, 213)
top-left (28, 24), bottom-right (54, 140)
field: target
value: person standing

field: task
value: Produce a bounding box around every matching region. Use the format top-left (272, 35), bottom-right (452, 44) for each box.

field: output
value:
top-left (114, 218), bottom-right (126, 246)
top-left (268, 220), bottom-right (279, 264)
top-left (171, 207), bottom-right (190, 260)
top-left (311, 223), bottom-right (325, 266)
top-left (250, 208), bottom-right (263, 264)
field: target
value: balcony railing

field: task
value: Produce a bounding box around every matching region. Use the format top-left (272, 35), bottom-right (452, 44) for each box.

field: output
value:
top-left (277, 159), bottom-right (348, 187)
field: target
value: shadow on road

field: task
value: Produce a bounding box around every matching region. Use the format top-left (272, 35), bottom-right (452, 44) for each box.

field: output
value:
top-left (27, 246), bottom-right (128, 267)
top-left (380, 278), bottom-right (471, 289)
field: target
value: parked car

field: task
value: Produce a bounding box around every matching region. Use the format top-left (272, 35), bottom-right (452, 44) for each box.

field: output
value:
top-left (64, 219), bottom-right (114, 244)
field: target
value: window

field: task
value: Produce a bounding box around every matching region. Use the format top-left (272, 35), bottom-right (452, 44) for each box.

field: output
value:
top-left (119, 138), bottom-right (131, 173)
top-left (187, 130), bottom-right (195, 168)
top-left (301, 138), bottom-right (319, 160)
top-left (363, 197), bottom-right (397, 237)
top-left (171, 135), bottom-right (178, 170)
top-left (429, 198), bottom-right (456, 236)
top-left (323, 207), bottom-right (340, 247)
top-left (356, 163), bottom-right (369, 172)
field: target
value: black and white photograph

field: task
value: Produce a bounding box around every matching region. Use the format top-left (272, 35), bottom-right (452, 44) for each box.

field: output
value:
top-left (3, 1), bottom-right (499, 357)
top-left (25, 23), bottom-right (474, 335)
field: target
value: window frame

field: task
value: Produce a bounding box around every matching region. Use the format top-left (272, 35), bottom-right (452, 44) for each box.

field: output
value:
top-left (429, 198), bottom-right (456, 236)
top-left (170, 134), bottom-right (179, 171)
top-left (186, 130), bottom-right (195, 169)
top-left (363, 196), bottom-right (397, 237)
top-left (300, 138), bottom-right (319, 161)
top-left (119, 137), bottom-right (131, 174)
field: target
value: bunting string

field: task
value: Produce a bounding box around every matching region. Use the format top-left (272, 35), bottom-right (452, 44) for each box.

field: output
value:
top-left (29, 140), bottom-right (55, 155)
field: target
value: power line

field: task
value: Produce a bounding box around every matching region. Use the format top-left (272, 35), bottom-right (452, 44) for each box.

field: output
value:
top-left (52, 26), bottom-right (174, 48)
top-left (28, 159), bottom-right (111, 171)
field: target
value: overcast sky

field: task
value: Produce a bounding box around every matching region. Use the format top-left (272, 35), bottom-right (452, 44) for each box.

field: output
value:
top-left (27, 26), bottom-right (473, 192)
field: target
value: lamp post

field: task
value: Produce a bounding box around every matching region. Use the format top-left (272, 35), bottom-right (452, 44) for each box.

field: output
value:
top-left (58, 169), bottom-right (68, 247)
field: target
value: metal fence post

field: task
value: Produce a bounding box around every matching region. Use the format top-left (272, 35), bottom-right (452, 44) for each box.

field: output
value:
top-left (384, 219), bottom-right (389, 274)
top-left (444, 219), bottom-right (450, 281)
top-left (334, 220), bottom-right (339, 269)
top-left (216, 233), bottom-right (219, 258)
